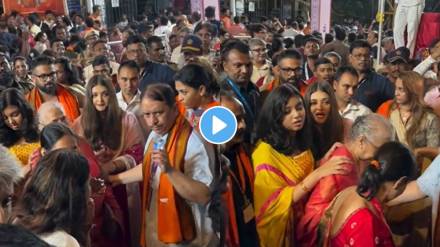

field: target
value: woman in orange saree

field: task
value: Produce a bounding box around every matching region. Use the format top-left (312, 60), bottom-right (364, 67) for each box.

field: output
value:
top-left (252, 84), bottom-right (350, 247)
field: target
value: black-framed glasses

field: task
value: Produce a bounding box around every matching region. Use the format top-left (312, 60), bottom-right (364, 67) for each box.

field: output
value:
top-left (34, 72), bottom-right (56, 81)
top-left (251, 48), bottom-right (267, 53)
top-left (280, 67), bottom-right (303, 74)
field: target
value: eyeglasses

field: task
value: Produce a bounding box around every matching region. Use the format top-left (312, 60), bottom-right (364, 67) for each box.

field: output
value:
top-left (127, 48), bottom-right (146, 54)
top-left (352, 54), bottom-right (372, 60)
top-left (251, 48), bottom-right (267, 53)
top-left (34, 72), bottom-right (56, 81)
top-left (280, 67), bottom-right (303, 74)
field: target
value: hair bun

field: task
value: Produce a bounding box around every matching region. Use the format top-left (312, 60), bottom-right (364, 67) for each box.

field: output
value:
top-left (370, 160), bottom-right (381, 170)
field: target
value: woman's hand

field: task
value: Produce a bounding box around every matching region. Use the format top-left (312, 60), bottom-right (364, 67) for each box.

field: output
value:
top-left (100, 161), bottom-right (115, 181)
top-left (315, 156), bottom-right (351, 179)
top-left (322, 142), bottom-right (343, 161)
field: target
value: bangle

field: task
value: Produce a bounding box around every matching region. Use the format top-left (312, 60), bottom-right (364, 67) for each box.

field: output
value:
top-left (299, 182), bottom-right (309, 193)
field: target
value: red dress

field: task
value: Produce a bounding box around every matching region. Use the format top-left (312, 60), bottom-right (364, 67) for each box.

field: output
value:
top-left (330, 198), bottom-right (395, 247)
top-left (297, 145), bottom-right (358, 247)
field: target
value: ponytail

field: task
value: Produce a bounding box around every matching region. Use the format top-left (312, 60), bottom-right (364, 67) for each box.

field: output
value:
top-left (357, 164), bottom-right (383, 200)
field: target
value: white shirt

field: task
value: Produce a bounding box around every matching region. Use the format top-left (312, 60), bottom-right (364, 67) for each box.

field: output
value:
top-left (396, 0), bottom-right (424, 6)
top-left (144, 130), bottom-right (218, 247)
top-left (282, 28), bottom-right (299, 38)
top-left (339, 100), bottom-right (372, 122)
top-left (414, 55), bottom-right (438, 80)
top-left (39, 230), bottom-right (80, 247)
top-left (116, 90), bottom-right (141, 112)
top-left (417, 154), bottom-right (440, 239)
top-left (154, 25), bottom-right (171, 38)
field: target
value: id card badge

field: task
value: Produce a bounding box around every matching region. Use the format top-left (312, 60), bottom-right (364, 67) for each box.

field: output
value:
top-left (243, 198), bottom-right (255, 224)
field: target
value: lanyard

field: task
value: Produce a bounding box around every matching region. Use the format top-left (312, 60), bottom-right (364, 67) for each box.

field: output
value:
top-left (304, 62), bottom-right (311, 80)
top-left (225, 78), bottom-right (254, 119)
top-left (228, 152), bottom-right (248, 200)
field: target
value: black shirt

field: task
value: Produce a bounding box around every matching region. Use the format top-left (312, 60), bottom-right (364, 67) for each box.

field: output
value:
top-left (220, 78), bottom-right (261, 143)
top-left (353, 70), bottom-right (395, 112)
top-left (139, 61), bottom-right (176, 92)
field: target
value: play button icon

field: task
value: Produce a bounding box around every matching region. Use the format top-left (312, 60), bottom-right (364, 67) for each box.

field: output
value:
top-left (199, 106), bottom-right (237, 145)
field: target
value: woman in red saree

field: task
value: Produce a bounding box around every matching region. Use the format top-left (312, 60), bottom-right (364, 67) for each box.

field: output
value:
top-left (318, 142), bottom-right (416, 247)
top-left (297, 113), bottom-right (395, 246)
top-left (252, 84), bottom-right (350, 247)
top-left (72, 75), bottom-right (145, 247)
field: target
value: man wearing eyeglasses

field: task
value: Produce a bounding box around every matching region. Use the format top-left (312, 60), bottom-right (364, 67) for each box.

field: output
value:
top-left (0, 145), bottom-right (20, 223)
top-left (349, 40), bottom-right (394, 112)
top-left (26, 56), bottom-right (80, 122)
top-left (249, 38), bottom-right (272, 90)
top-left (272, 49), bottom-right (307, 95)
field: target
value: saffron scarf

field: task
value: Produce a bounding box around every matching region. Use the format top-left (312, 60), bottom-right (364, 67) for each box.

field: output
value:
top-left (224, 145), bottom-right (255, 247)
top-left (26, 86), bottom-right (80, 122)
top-left (140, 114), bottom-right (195, 246)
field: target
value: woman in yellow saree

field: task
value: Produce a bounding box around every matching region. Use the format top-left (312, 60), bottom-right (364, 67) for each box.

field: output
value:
top-left (252, 84), bottom-right (350, 247)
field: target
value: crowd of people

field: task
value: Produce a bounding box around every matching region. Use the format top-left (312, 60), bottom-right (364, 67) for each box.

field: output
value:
top-left (0, 3), bottom-right (440, 247)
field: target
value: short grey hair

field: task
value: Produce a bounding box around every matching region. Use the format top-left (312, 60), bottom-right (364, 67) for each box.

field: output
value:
top-left (248, 38), bottom-right (266, 48)
top-left (37, 102), bottom-right (65, 128)
top-left (324, 51), bottom-right (342, 63)
top-left (0, 145), bottom-right (21, 190)
top-left (350, 114), bottom-right (395, 142)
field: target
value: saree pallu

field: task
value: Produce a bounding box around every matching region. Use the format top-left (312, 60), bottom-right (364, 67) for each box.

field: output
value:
top-left (252, 141), bottom-right (314, 247)
top-left (73, 112), bottom-right (145, 247)
top-left (297, 145), bottom-right (358, 247)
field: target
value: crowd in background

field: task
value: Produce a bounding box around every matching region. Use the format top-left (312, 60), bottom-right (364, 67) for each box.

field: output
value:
top-left (0, 3), bottom-right (439, 247)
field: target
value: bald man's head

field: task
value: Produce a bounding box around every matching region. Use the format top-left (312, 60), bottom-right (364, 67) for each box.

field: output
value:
top-left (37, 102), bottom-right (67, 130)
top-left (220, 92), bottom-right (246, 148)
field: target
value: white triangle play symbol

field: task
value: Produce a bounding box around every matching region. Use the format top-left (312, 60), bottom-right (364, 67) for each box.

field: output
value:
top-left (212, 115), bottom-right (227, 135)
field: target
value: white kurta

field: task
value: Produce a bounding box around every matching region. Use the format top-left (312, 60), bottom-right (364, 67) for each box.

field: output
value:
top-left (144, 130), bottom-right (218, 247)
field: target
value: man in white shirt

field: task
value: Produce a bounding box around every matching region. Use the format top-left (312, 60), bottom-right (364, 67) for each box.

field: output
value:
top-left (116, 60), bottom-right (141, 112)
top-left (333, 66), bottom-right (371, 121)
top-left (116, 60), bottom-right (149, 139)
top-left (154, 16), bottom-right (171, 38)
top-left (394, 0), bottom-right (425, 57)
top-left (109, 83), bottom-right (217, 247)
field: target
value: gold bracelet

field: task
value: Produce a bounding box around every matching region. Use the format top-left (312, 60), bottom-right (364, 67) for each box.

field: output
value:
top-left (299, 182), bottom-right (309, 193)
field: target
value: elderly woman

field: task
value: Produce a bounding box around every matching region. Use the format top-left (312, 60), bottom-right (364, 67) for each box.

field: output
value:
top-left (0, 145), bottom-right (21, 223)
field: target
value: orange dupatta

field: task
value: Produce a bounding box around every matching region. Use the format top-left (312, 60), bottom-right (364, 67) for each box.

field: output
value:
top-left (26, 86), bottom-right (80, 122)
top-left (140, 114), bottom-right (196, 246)
top-left (376, 99), bottom-right (393, 118)
top-left (224, 145), bottom-right (255, 247)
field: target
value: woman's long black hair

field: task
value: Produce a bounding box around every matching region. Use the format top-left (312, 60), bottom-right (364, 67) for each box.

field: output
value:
top-left (357, 141), bottom-right (417, 200)
top-left (256, 83), bottom-right (313, 156)
top-left (40, 122), bottom-right (76, 151)
top-left (0, 88), bottom-right (39, 147)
